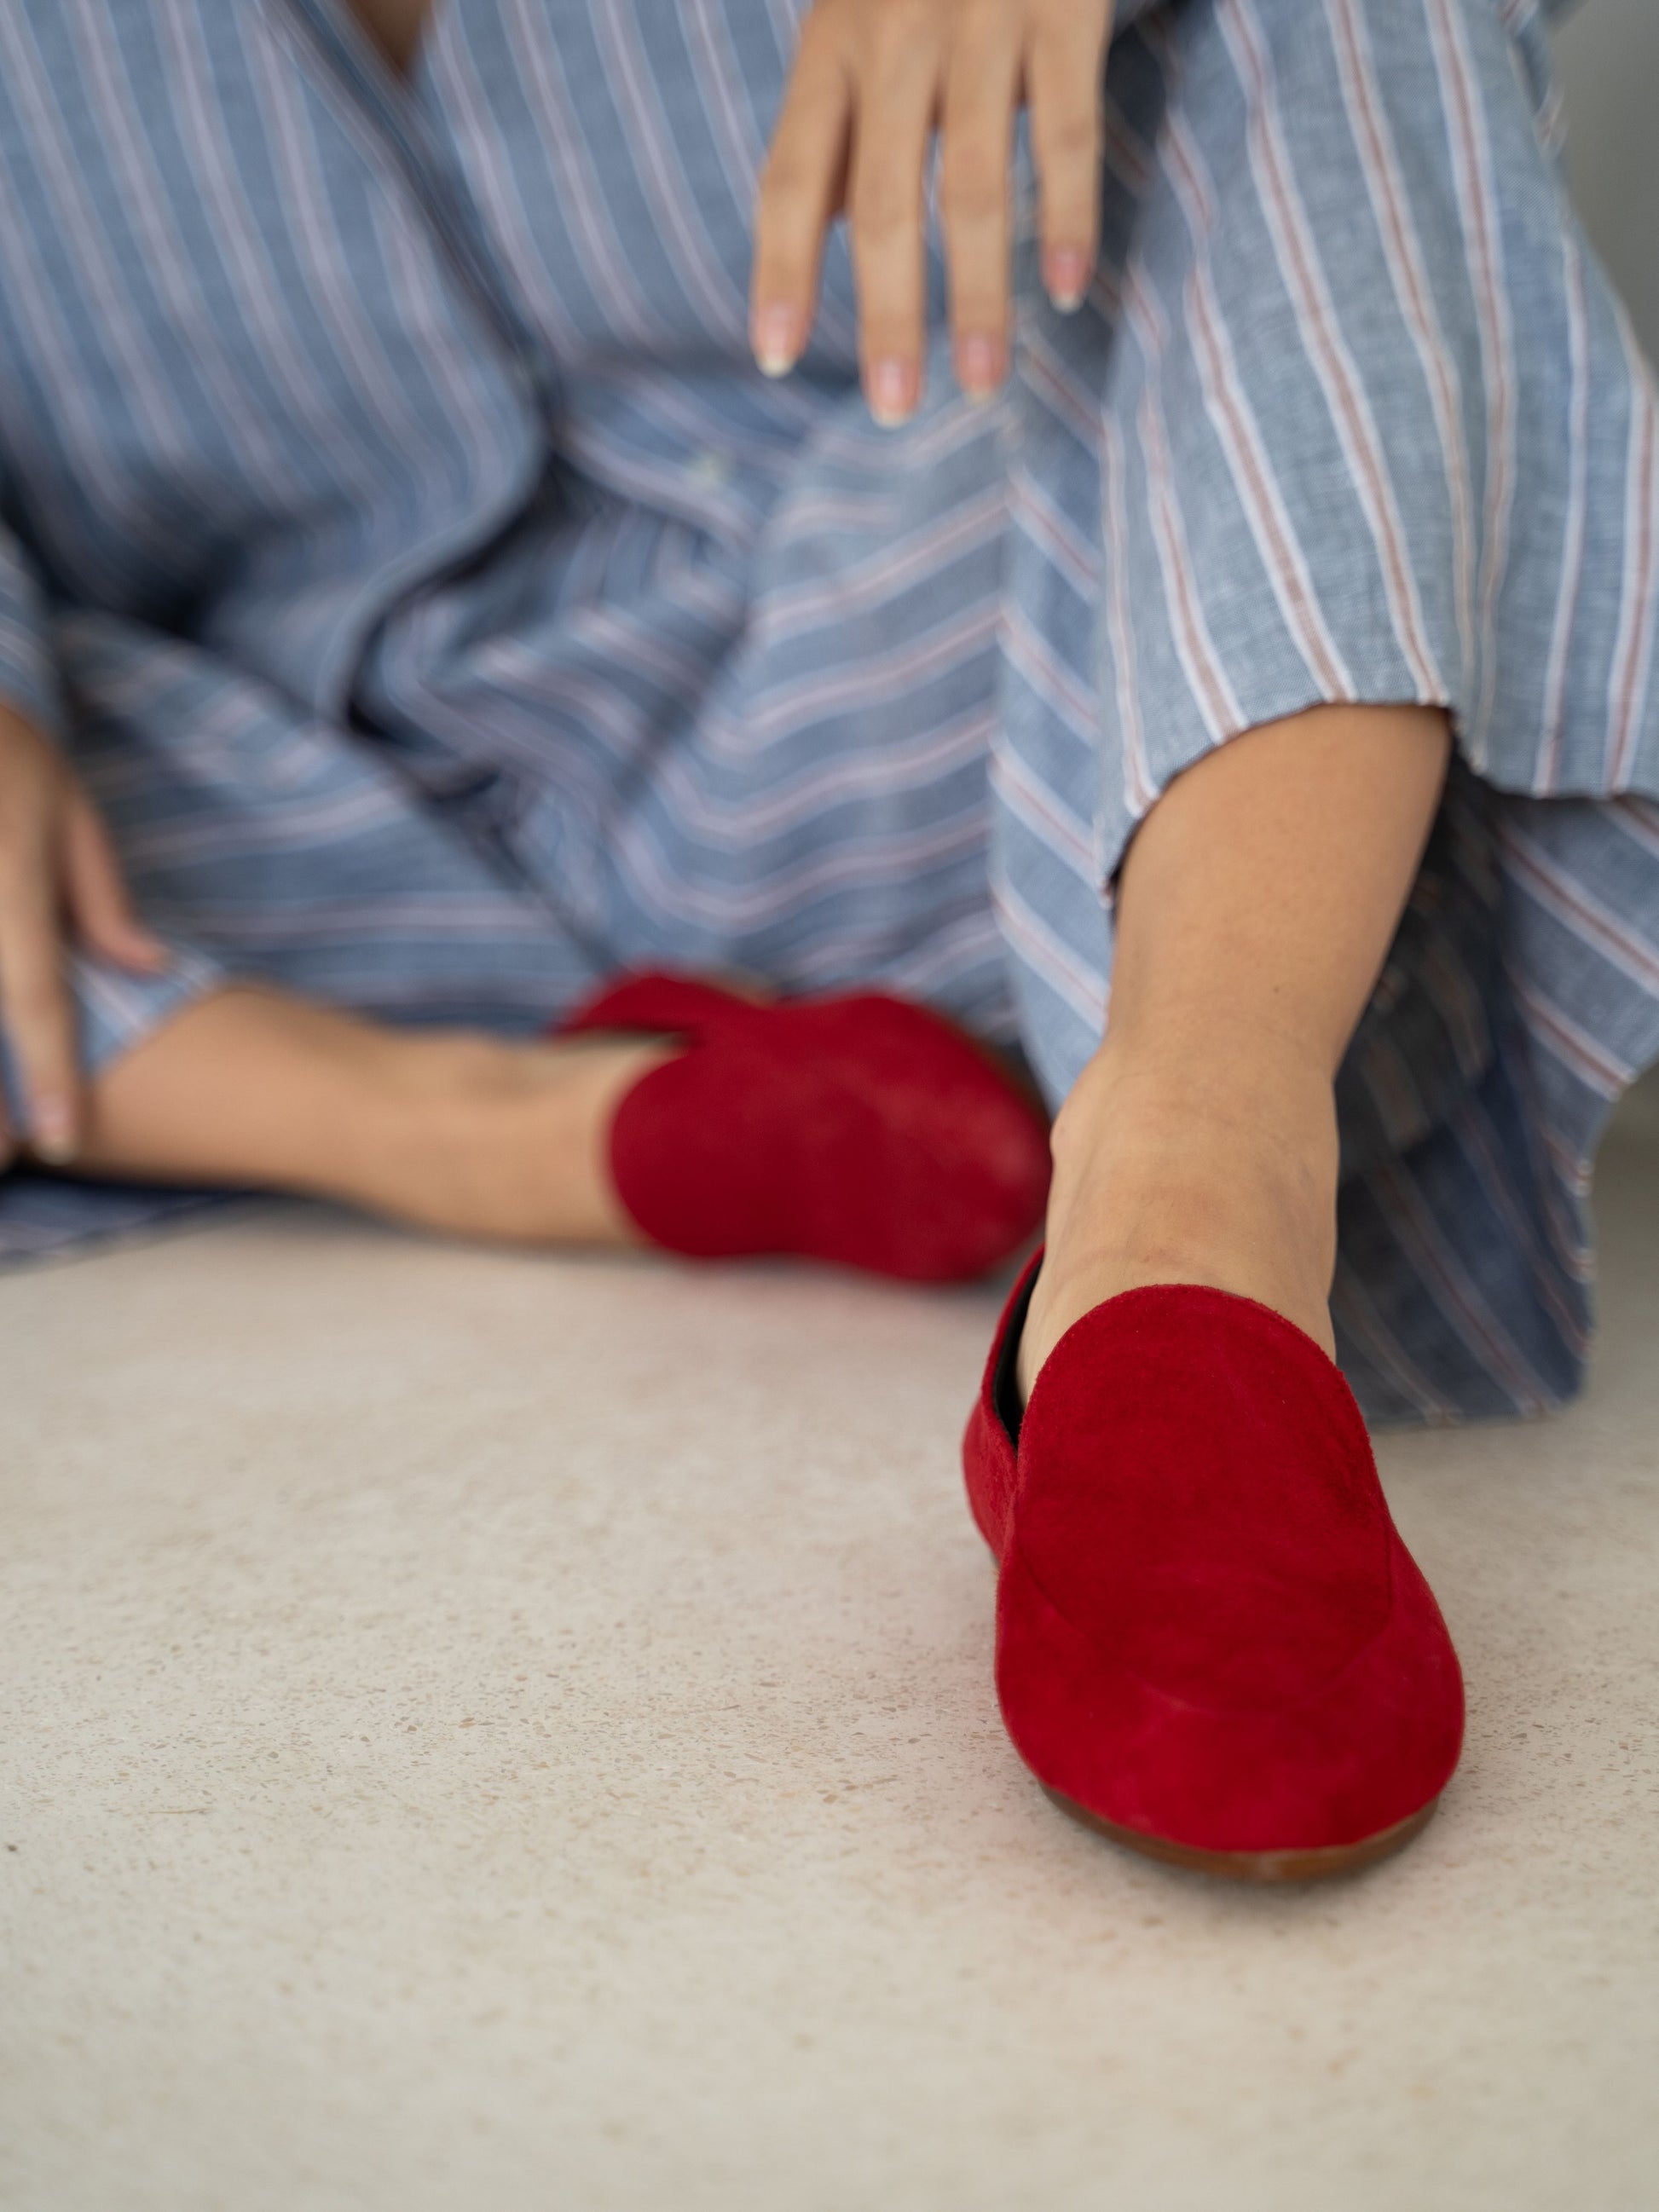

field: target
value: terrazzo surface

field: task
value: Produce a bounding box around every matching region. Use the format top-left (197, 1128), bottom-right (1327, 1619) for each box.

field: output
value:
top-left (3, 1097), bottom-right (1658, 2211)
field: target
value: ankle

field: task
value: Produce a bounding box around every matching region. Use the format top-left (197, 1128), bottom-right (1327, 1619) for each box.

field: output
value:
top-left (1021, 1040), bottom-right (1342, 1395)
top-left (343, 1026), bottom-right (665, 1245)
top-left (1050, 1037), bottom-right (1338, 1196)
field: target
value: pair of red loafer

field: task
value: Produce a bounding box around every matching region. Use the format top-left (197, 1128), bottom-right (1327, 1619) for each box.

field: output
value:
top-left (564, 973), bottom-right (1465, 1880)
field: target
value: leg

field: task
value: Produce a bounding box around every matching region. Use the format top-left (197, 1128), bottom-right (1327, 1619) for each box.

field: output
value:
top-left (68, 986), bottom-right (669, 1246)
top-left (1020, 702), bottom-right (1451, 1397)
top-left (54, 975), bottom-right (1048, 1280)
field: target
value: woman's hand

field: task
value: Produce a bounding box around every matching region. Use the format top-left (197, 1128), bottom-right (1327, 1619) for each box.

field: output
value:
top-left (0, 702), bottom-right (163, 1168)
top-left (752, 0), bottom-right (1113, 422)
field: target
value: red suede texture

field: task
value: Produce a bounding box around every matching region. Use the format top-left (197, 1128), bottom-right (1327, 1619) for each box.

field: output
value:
top-left (560, 973), bottom-right (1050, 1283)
top-left (962, 1262), bottom-right (1465, 1854)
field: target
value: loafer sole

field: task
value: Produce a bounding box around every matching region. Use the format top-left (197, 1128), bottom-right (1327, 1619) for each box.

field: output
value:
top-left (1043, 1787), bottom-right (1442, 1883)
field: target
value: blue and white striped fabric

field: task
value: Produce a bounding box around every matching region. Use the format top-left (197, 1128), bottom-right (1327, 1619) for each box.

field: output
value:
top-left (1, 0), bottom-right (1656, 1424)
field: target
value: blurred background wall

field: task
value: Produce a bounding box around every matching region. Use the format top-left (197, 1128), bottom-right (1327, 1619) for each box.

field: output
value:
top-left (1554, 0), bottom-right (1659, 361)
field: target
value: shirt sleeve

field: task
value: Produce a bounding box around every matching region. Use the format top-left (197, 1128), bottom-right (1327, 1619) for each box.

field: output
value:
top-left (0, 511), bottom-right (61, 737)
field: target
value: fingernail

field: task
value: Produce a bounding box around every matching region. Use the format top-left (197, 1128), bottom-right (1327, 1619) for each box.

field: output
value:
top-left (32, 1095), bottom-right (78, 1166)
top-left (957, 332), bottom-right (1005, 401)
top-left (1045, 247), bottom-right (1092, 312)
top-left (754, 305), bottom-right (801, 378)
top-left (868, 357), bottom-right (916, 427)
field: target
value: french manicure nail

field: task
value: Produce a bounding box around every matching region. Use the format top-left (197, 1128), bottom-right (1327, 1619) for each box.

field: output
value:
top-left (754, 305), bottom-right (800, 378)
top-left (32, 1096), bottom-right (78, 1166)
top-left (1046, 247), bottom-right (1092, 312)
top-left (958, 332), bottom-right (1005, 400)
top-left (868, 357), bottom-right (915, 426)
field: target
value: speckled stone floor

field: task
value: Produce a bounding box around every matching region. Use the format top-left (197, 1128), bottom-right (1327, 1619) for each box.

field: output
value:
top-left (3, 1088), bottom-right (1657, 2212)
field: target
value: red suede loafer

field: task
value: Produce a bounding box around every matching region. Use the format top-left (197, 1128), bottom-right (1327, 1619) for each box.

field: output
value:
top-left (558, 973), bottom-right (1050, 1283)
top-left (963, 1254), bottom-right (1465, 1880)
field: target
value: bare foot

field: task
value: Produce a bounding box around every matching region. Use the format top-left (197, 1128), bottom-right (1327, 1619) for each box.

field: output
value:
top-left (1016, 1043), bottom-right (1340, 1403)
top-left (78, 988), bottom-right (674, 1246)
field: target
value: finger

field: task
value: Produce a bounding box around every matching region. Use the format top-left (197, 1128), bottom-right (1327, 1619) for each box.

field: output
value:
top-left (847, 3), bottom-right (945, 424)
top-left (62, 794), bottom-right (166, 972)
top-left (0, 846), bottom-right (81, 1164)
top-left (939, 2), bottom-right (1022, 400)
top-left (1026, 4), bottom-right (1112, 310)
top-left (752, 22), bottom-right (853, 377)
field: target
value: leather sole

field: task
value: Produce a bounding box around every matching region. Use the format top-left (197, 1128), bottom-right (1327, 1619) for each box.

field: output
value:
top-left (1043, 1788), bottom-right (1441, 1884)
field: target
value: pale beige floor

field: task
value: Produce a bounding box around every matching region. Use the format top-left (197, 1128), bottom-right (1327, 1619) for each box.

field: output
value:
top-left (3, 1095), bottom-right (1657, 2212)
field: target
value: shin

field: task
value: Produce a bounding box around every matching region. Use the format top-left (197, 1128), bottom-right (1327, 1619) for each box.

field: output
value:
top-left (1021, 703), bottom-right (1452, 1393)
